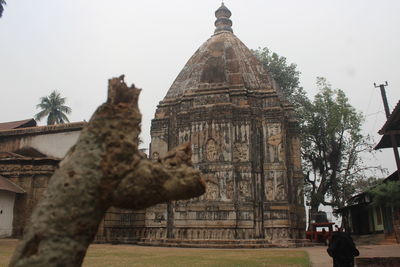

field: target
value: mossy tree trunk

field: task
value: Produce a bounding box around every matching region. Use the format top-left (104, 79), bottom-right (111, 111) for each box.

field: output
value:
top-left (9, 76), bottom-right (205, 267)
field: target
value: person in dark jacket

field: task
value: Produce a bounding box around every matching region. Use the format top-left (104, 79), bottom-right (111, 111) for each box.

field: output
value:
top-left (327, 231), bottom-right (359, 267)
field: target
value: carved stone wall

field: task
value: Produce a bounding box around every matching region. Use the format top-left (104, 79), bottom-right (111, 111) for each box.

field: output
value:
top-left (101, 91), bottom-right (305, 246)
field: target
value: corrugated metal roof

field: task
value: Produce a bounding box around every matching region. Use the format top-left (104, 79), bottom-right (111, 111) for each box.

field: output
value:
top-left (378, 101), bottom-right (400, 135)
top-left (0, 119), bottom-right (37, 131)
top-left (0, 121), bottom-right (86, 137)
top-left (383, 170), bottom-right (399, 182)
top-left (374, 134), bottom-right (400, 149)
top-left (0, 175), bottom-right (25, 194)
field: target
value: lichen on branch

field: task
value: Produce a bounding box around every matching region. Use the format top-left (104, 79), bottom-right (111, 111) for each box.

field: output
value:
top-left (10, 75), bottom-right (205, 267)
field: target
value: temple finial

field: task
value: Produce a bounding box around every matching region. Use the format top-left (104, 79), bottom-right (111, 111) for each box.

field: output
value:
top-left (214, 2), bottom-right (233, 34)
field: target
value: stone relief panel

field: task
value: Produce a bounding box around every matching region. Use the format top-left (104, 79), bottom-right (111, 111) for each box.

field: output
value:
top-left (196, 211), bottom-right (229, 220)
top-left (190, 122), bottom-right (204, 164)
top-left (218, 122), bottom-right (232, 161)
top-left (233, 124), bottom-right (249, 143)
top-left (265, 210), bottom-right (289, 220)
top-left (224, 174), bottom-right (234, 201)
top-left (265, 123), bottom-right (284, 163)
top-left (237, 211), bottom-right (252, 221)
top-left (190, 121), bottom-right (231, 163)
top-left (193, 94), bottom-right (229, 107)
top-left (151, 152), bottom-right (159, 161)
top-left (218, 172), bottom-right (227, 200)
top-left (196, 169), bottom-right (235, 202)
top-left (150, 136), bottom-right (168, 159)
top-left (154, 212), bottom-right (166, 223)
top-left (144, 209), bottom-right (168, 227)
top-left (265, 179), bottom-right (273, 201)
top-left (232, 123), bottom-right (250, 163)
top-left (264, 228), bottom-right (290, 242)
top-left (233, 142), bottom-right (249, 162)
top-left (237, 172), bottom-right (253, 202)
top-left (178, 127), bottom-right (191, 145)
top-left (265, 171), bottom-right (286, 201)
top-left (205, 182), bottom-right (219, 200)
top-left (203, 174), bottom-right (219, 201)
top-left (205, 138), bottom-right (219, 162)
top-left (275, 182), bottom-right (286, 201)
top-left (238, 180), bottom-right (251, 202)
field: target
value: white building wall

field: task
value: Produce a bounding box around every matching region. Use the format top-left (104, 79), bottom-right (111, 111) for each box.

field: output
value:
top-left (0, 190), bottom-right (16, 237)
top-left (20, 131), bottom-right (81, 158)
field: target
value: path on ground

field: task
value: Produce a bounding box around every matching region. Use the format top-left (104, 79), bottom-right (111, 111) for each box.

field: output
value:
top-left (302, 244), bottom-right (400, 267)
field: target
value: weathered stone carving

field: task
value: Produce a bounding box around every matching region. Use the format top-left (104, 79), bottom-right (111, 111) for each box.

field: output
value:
top-left (203, 174), bottom-right (219, 201)
top-left (238, 180), bottom-right (251, 201)
top-left (225, 176), bottom-right (234, 200)
top-left (205, 138), bottom-right (219, 162)
top-left (267, 123), bottom-right (283, 163)
top-left (266, 179), bottom-right (274, 201)
top-left (152, 152), bottom-right (159, 161)
top-left (154, 212), bottom-right (165, 223)
top-left (265, 171), bottom-right (286, 201)
top-left (233, 142), bottom-right (249, 162)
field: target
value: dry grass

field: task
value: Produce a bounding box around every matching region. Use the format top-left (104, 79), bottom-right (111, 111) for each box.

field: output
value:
top-left (0, 239), bottom-right (309, 267)
top-left (0, 239), bottom-right (16, 267)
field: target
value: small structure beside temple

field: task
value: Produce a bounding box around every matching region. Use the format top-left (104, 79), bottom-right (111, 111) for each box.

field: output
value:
top-left (336, 101), bottom-right (400, 243)
top-left (0, 119), bottom-right (85, 237)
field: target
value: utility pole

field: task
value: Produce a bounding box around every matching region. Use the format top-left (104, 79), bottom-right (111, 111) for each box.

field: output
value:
top-left (374, 82), bottom-right (400, 178)
top-left (375, 82), bottom-right (391, 117)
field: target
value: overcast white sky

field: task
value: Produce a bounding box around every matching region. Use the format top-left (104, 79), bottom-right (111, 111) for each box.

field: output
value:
top-left (1, 0), bottom-right (399, 174)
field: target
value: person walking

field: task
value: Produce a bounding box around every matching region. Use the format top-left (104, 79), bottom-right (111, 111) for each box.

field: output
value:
top-left (327, 231), bottom-right (359, 267)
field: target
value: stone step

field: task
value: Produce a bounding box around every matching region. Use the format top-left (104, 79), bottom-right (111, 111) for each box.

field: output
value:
top-left (136, 241), bottom-right (274, 249)
top-left (135, 238), bottom-right (312, 248)
top-left (352, 233), bottom-right (399, 245)
top-left (379, 238), bottom-right (398, 245)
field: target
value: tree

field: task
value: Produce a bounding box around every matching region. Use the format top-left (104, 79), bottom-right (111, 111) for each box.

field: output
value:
top-left (10, 76), bottom-right (205, 267)
top-left (0, 0), bottom-right (5, 18)
top-left (254, 47), bottom-right (380, 226)
top-left (34, 90), bottom-right (72, 125)
top-left (353, 176), bottom-right (384, 194)
top-left (370, 181), bottom-right (400, 209)
top-left (301, 78), bottom-right (376, 222)
top-left (252, 47), bottom-right (307, 108)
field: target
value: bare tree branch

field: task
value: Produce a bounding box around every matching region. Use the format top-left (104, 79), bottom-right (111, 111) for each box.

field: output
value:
top-left (10, 76), bottom-right (205, 267)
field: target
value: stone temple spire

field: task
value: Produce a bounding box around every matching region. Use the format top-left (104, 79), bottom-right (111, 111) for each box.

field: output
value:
top-left (214, 2), bottom-right (233, 34)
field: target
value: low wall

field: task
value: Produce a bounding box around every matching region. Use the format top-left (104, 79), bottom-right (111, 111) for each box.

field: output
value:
top-left (356, 257), bottom-right (400, 266)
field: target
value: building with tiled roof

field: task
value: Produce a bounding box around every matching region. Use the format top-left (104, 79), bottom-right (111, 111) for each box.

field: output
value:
top-left (0, 120), bottom-right (85, 237)
top-left (0, 118), bottom-right (36, 131)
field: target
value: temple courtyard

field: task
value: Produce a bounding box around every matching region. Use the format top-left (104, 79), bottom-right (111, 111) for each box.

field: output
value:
top-left (0, 239), bottom-right (308, 267)
top-left (1, 238), bottom-right (399, 266)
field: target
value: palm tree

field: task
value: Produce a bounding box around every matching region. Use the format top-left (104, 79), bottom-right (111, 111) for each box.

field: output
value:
top-left (0, 0), bottom-right (6, 18)
top-left (35, 90), bottom-right (72, 125)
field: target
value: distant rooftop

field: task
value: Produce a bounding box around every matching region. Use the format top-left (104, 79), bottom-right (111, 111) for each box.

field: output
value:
top-left (0, 118), bottom-right (36, 131)
top-left (0, 175), bottom-right (25, 193)
top-left (375, 100), bottom-right (400, 149)
top-left (0, 121), bottom-right (86, 137)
